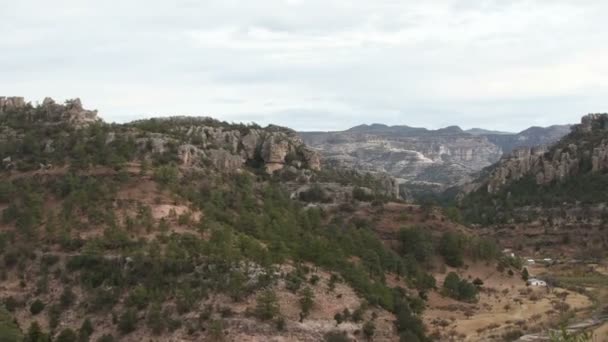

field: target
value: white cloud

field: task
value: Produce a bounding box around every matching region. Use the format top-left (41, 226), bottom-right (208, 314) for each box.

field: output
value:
top-left (0, 0), bottom-right (607, 131)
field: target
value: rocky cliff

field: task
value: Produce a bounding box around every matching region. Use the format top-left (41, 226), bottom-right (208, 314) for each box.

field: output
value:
top-left (0, 96), bottom-right (100, 127)
top-left (458, 114), bottom-right (608, 257)
top-left (0, 97), bottom-right (321, 176)
top-left (299, 123), bottom-right (569, 191)
top-left (472, 114), bottom-right (608, 194)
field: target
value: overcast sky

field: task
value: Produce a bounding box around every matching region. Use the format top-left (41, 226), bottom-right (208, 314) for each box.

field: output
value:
top-left (1, 0), bottom-right (607, 131)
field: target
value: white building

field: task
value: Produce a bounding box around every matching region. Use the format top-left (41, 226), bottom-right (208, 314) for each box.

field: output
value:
top-left (527, 278), bottom-right (547, 287)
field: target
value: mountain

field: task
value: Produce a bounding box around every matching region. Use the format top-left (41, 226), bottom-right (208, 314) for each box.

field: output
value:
top-left (481, 124), bottom-right (571, 155)
top-left (299, 123), bottom-right (570, 194)
top-left (465, 128), bottom-right (513, 136)
top-left (460, 114), bottom-right (608, 258)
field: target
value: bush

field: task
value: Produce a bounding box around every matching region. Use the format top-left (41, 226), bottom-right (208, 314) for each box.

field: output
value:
top-left (48, 304), bottom-right (62, 330)
top-left (125, 286), bottom-right (149, 310)
top-left (55, 328), bottom-right (77, 342)
top-left (298, 287), bottom-right (315, 320)
top-left (363, 321), bottom-right (376, 340)
top-left (443, 272), bottom-right (478, 302)
top-left (473, 278), bottom-right (484, 287)
top-left (0, 307), bottom-right (23, 342)
top-left (154, 165), bottom-right (179, 186)
top-left (276, 316), bottom-right (286, 331)
top-left (146, 303), bottom-right (165, 335)
top-left (79, 318), bottom-right (94, 341)
top-left (29, 299), bottom-right (45, 315)
top-left (254, 289), bottom-right (280, 321)
top-left (117, 309), bottom-right (137, 334)
top-left (60, 287), bottom-right (76, 308)
top-left (299, 184), bottom-right (332, 203)
top-left (24, 321), bottom-right (50, 342)
top-left (96, 335), bottom-right (115, 342)
top-left (353, 187), bottom-right (375, 202)
top-left (398, 227), bottom-right (434, 263)
top-left (324, 331), bottom-right (349, 342)
top-left (2, 297), bottom-right (19, 312)
top-left (439, 232), bottom-right (465, 267)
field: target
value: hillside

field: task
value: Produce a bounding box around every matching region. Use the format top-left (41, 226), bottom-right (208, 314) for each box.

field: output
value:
top-left (0, 97), bottom-right (510, 342)
top-left (460, 114), bottom-right (608, 258)
top-left (299, 123), bottom-right (570, 196)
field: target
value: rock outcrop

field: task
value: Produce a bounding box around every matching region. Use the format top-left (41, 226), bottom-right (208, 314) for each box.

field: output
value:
top-left (0, 97), bottom-right (321, 176)
top-left (0, 96), bottom-right (100, 127)
top-left (180, 122), bottom-right (320, 174)
top-left (472, 114), bottom-right (608, 194)
top-left (0, 96), bottom-right (26, 111)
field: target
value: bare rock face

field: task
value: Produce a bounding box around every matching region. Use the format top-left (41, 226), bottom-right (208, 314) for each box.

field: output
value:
top-left (301, 148), bottom-right (321, 171)
top-left (0, 97), bottom-right (26, 111)
top-left (0, 97), bottom-right (322, 175)
top-left (207, 149), bottom-right (245, 170)
top-left (0, 96), bottom-right (100, 127)
top-left (62, 98), bottom-right (100, 126)
top-left (241, 131), bottom-right (262, 159)
top-left (176, 121), bottom-right (322, 174)
top-left (178, 144), bottom-right (207, 167)
top-left (261, 134), bottom-right (292, 173)
top-left (475, 114), bottom-right (608, 194)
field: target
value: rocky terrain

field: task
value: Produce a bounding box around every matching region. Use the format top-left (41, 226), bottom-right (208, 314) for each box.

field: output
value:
top-left (299, 123), bottom-right (570, 192)
top-left (460, 114), bottom-right (608, 258)
top-left (0, 97), bottom-right (439, 342)
top-left (0, 97), bottom-right (320, 176)
top-left (0, 97), bottom-right (602, 342)
top-left (469, 114), bottom-right (608, 195)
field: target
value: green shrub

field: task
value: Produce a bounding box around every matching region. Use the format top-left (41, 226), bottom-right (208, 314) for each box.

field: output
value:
top-left (0, 307), bottom-right (23, 342)
top-left (79, 318), bottom-right (94, 341)
top-left (298, 287), bottom-right (315, 319)
top-left (254, 289), bottom-right (280, 321)
top-left (117, 309), bottom-right (137, 334)
top-left (363, 321), bottom-right (376, 340)
top-left (324, 331), bottom-right (349, 342)
top-left (29, 299), bottom-right (45, 315)
top-left (24, 321), bottom-right (50, 342)
top-left (146, 303), bottom-right (165, 335)
top-left (60, 287), bottom-right (76, 308)
top-left (55, 328), bottom-right (77, 342)
top-left (439, 232), bottom-right (465, 267)
top-left (48, 304), bottom-right (62, 330)
top-left (96, 334), bottom-right (115, 342)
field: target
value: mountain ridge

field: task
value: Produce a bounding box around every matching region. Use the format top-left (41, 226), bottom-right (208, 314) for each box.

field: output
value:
top-left (299, 122), bottom-right (571, 194)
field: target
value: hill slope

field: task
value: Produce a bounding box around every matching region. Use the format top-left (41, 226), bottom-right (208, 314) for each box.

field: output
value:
top-left (1, 97), bottom-right (499, 342)
top-left (460, 114), bottom-right (608, 258)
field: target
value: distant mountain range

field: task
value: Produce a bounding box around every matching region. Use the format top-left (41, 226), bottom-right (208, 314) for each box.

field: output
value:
top-left (299, 123), bottom-right (571, 192)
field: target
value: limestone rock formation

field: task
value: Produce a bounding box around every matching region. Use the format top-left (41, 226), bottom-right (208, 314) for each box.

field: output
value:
top-left (0, 96), bottom-right (26, 111)
top-left (0, 97), bottom-right (322, 176)
top-left (472, 114), bottom-right (608, 194)
top-left (178, 121), bottom-right (320, 174)
top-left (0, 96), bottom-right (100, 127)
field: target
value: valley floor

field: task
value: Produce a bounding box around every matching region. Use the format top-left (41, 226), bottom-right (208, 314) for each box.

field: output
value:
top-left (422, 262), bottom-right (605, 341)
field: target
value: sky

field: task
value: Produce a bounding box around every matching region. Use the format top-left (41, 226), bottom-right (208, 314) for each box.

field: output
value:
top-left (1, 0), bottom-right (607, 132)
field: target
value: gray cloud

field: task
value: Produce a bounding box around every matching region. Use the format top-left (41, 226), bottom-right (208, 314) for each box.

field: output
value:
top-left (1, 0), bottom-right (607, 132)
